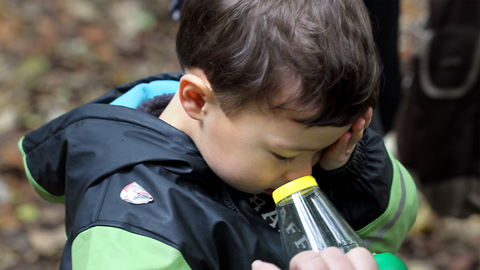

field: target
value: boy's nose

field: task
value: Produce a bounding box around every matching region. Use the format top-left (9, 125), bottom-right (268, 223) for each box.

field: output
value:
top-left (282, 151), bottom-right (321, 182)
top-left (283, 160), bottom-right (313, 182)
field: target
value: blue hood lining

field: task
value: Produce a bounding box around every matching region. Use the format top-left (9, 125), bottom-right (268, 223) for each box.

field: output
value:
top-left (109, 80), bottom-right (180, 108)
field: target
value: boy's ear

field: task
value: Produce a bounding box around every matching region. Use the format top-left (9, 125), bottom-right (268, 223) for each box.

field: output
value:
top-left (178, 74), bottom-right (214, 120)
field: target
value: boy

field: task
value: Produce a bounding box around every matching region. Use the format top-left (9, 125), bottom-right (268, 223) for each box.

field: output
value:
top-left (19, 0), bottom-right (417, 269)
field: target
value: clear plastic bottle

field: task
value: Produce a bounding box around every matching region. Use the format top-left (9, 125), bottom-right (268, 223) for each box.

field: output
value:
top-left (272, 176), bottom-right (408, 270)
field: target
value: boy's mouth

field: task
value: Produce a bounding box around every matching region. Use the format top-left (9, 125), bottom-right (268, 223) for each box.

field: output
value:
top-left (263, 188), bottom-right (274, 196)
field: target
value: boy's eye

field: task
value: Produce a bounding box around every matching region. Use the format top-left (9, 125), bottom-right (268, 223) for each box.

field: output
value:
top-left (272, 153), bottom-right (296, 163)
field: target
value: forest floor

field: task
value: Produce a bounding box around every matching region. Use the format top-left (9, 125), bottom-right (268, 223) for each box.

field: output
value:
top-left (0, 0), bottom-right (479, 269)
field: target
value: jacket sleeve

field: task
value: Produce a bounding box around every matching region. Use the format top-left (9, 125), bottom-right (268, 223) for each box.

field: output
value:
top-left (72, 226), bottom-right (192, 270)
top-left (312, 128), bottom-right (418, 253)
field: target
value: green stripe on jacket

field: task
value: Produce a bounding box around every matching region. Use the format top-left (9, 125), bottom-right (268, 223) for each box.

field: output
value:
top-left (72, 226), bottom-right (192, 270)
top-left (356, 150), bottom-right (418, 253)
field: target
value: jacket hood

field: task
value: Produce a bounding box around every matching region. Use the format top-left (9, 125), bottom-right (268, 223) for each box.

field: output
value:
top-left (20, 73), bottom-right (216, 198)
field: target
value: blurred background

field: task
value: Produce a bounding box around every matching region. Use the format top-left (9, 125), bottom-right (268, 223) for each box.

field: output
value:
top-left (0, 0), bottom-right (478, 269)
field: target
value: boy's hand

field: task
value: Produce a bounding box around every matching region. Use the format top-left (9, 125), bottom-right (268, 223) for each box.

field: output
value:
top-left (251, 247), bottom-right (379, 270)
top-left (318, 107), bottom-right (373, 171)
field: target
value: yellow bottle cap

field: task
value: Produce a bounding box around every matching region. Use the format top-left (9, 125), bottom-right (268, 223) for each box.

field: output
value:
top-left (272, 176), bottom-right (318, 204)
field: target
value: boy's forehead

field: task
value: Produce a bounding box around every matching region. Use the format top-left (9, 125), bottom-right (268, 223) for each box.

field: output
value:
top-left (265, 113), bottom-right (352, 151)
top-left (251, 103), bottom-right (350, 135)
top-left (231, 99), bottom-right (351, 150)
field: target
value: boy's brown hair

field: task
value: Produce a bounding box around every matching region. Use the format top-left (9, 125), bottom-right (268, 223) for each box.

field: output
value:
top-left (176, 0), bottom-right (380, 126)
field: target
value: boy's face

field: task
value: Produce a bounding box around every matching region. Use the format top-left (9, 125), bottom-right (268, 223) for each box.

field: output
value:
top-left (198, 101), bottom-right (352, 195)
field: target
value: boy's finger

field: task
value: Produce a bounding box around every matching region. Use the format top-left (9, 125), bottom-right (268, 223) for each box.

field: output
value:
top-left (320, 247), bottom-right (356, 270)
top-left (319, 131), bottom-right (352, 171)
top-left (345, 248), bottom-right (379, 270)
top-left (363, 107), bottom-right (373, 129)
top-left (347, 119), bottom-right (365, 149)
top-left (251, 260), bottom-right (281, 270)
top-left (339, 130), bottom-right (352, 151)
top-left (346, 107), bottom-right (372, 149)
top-left (290, 250), bottom-right (330, 270)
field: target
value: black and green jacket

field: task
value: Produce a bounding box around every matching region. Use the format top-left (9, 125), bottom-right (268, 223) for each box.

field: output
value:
top-left (19, 73), bottom-right (418, 270)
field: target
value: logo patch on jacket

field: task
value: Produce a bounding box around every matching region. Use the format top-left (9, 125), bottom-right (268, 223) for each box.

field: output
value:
top-left (120, 182), bottom-right (154, 204)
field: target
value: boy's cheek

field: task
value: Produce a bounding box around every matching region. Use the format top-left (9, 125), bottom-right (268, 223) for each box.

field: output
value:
top-left (329, 132), bottom-right (348, 147)
top-left (313, 150), bottom-right (322, 165)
